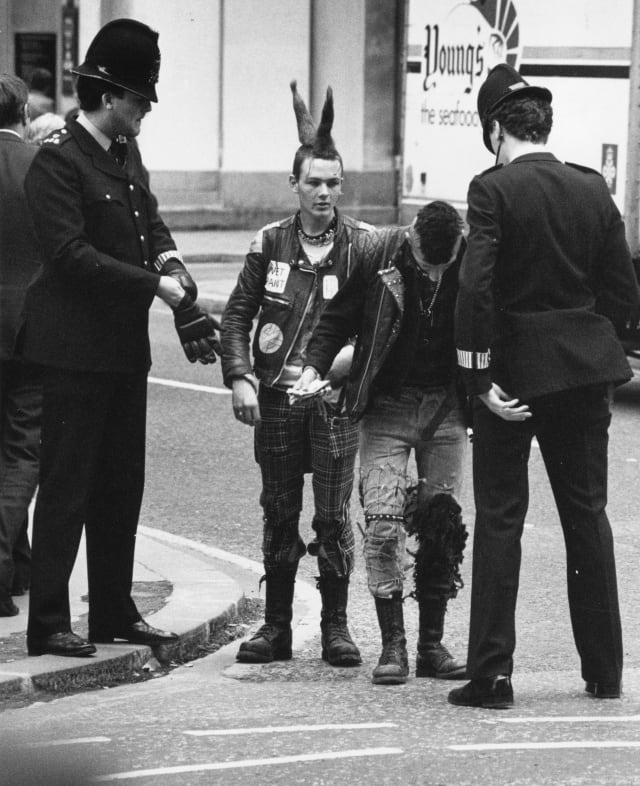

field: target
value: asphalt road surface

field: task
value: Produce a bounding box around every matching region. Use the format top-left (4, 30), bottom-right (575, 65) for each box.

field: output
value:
top-left (1, 276), bottom-right (639, 785)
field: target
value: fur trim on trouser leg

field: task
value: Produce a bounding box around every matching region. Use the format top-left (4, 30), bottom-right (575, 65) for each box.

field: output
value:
top-left (405, 492), bottom-right (467, 601)
top-left (405, 493), bottom-right (467, 679)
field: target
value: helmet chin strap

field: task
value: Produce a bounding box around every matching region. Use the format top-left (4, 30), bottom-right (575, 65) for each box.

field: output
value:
top-left (494, 139), bottom-right (503, 166)
top-left (492, 121), bottom-right (504, 165)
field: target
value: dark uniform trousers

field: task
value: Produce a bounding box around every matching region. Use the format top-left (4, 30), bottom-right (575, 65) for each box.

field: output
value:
top-left (468, 382), bottom-right (623, 686)
top-left (27, 367), bottom-right (147, 641)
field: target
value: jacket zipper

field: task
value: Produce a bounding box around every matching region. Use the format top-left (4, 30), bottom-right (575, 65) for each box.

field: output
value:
top-left (354, 282), bottom-right (386, 411)
top-left (272, 265), bottom-right (316, 386)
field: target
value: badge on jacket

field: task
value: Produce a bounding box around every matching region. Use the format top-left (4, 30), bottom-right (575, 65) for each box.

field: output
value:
top-left (265, 260), bottom-right (290, 294)
top-left (323, 275), bottom-right (338, 299)
top-left (258, 322), bottom-right (284, 354)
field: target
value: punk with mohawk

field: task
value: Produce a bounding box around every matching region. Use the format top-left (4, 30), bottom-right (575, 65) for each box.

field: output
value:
top-left (290, 80), bottom-right (342, 177)
top-left (221, 81), bottom-right (373, 670)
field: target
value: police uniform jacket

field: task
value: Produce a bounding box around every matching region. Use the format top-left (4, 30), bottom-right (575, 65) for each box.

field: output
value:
top-left (221, 211), bottom-right (372, 389)
top-left (305, 227), bottom-right (463, 421)
top-left (22, 119), bottom-right (182, 373)
top-left (455, 151), bottom-right (639, 399)
top-left (0, 132), bottom-right (41, 359)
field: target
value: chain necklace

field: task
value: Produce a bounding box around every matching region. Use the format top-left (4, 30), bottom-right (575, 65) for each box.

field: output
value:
top-left (296, 213), bottom-right (337, 246)
top-left (417, 269), bottom-right (443, 323)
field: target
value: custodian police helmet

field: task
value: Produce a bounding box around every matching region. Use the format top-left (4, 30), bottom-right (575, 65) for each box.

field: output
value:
top-left (477, 63), bottom-right (552, 153)
top-left (72, 18), bottom-right (160, 103)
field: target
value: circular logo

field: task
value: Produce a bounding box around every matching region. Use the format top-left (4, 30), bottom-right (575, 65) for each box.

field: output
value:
top-left (258, 322), bottom-right (284, 354)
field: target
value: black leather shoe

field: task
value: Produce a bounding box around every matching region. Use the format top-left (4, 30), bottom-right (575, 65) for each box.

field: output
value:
top-left (28, 631), bottom-right (96, 657)
top-left (11, 584), bottom-right (29, 596)
top-left (0, 598), bottom-right (19, 617)
top-left (585, 680), bottom-right (621, 698)
top-left (448, 676), bottom-right (514, 709)
top-left (92, 619), bottom-right (178, 645)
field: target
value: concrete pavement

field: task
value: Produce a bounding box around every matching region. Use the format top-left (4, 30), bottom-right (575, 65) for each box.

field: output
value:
top-left (0, 526), bottom-right (266, 701)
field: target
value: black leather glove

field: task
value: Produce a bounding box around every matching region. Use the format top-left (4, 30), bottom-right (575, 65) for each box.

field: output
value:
top-left (161, 258), bottom-right (198, 301)
top-left (173, 296), bottom-right (221, 364)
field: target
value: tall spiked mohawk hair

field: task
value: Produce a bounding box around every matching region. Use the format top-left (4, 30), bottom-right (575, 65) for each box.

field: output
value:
top-left (290, 80), bottom-right (340, 161)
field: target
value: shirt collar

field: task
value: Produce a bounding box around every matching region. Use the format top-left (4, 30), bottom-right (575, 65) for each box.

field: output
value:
top-left (0, 128), bottom-right (22, 140)
top-left (76, 112), bottom-right (112, 152)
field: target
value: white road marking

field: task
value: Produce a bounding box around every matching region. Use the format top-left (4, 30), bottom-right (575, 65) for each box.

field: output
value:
top-left (485, 715), bottom-right (640, 724)
top-left (184, 722), bottom-right (398, 736)
top-left (147, 376), bottom-right (230, 395)
top-left (92, 747), bottom-right (403, 781)
top-left (450, 741), bottom-right (640, 752)
top-left (23, 737), bottom-right (111, 747)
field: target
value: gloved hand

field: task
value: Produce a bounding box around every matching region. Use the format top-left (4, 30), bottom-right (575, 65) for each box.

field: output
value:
top-left (161, 258), bottom-right (198, 301)
top-left (169, 270), bottom-right (197, 301)
top-left (173, 295), bottom-right (222, 364)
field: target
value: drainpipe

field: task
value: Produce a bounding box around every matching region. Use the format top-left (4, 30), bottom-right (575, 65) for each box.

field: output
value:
top-left (624, 0), bottom-right (640, 254)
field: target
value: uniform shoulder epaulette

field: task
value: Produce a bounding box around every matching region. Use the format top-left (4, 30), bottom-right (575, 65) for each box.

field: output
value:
top-left (41, 126), bottom-right (72, 147)
top-left (478, 163), bottom-right (503, 177)
top-left (565, 161), bottom-right (600, 176)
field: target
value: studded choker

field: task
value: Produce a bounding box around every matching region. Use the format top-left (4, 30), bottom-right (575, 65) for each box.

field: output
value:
top-left (296, 214), bottom-right (337, 246)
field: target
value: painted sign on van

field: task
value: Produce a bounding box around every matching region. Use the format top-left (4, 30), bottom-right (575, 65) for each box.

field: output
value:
top-left (402, 0), bottom-right (632, 213)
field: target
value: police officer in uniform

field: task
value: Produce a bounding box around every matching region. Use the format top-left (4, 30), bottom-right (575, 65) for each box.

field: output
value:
top-left (23, 19), bottom-right (219, 657)
top-left (449, 64), bottom-right (640, 707)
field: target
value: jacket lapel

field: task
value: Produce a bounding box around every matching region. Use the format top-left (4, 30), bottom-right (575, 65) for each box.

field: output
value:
top-left (68, 120), bottom-right (128, 180)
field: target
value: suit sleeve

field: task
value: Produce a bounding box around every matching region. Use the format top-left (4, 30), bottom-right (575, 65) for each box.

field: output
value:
top-left (24, 144), bottom-right (159, 308)
top-left (593, 184), bottom-right (640, 330)
top-left (132, 144), bottom-right (186, 275)
top-left (455, 175), bottom-right (500, 396)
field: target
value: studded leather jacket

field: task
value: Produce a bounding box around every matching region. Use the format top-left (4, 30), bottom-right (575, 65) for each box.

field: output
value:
top-left (221, 211), bottom-right (372, 388)
top-left (304, 227), bottom-right (464, 421)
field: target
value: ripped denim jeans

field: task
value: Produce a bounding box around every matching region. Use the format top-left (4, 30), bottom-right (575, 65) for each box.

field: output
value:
top-left (358, 386), bottom-right (467, 598)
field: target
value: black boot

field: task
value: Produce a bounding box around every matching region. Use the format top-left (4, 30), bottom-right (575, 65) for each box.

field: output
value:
top-left (318, 575), bottom-right (361, 667)
top-left (416, 596), bottom-right (466, 679)
top-left (372, 594), bottom-right (409, 685)
top-left (236, 568), bottom-right (296, 663)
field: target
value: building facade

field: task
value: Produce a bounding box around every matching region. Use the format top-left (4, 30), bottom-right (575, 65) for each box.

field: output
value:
top-left (0, 0), bottom-right (403, 228)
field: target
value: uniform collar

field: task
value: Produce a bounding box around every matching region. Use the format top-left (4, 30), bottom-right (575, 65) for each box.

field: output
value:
top-left (76, 112), bottom-right (112, 152)
top-left (510, 151), bottom-right (559, 165)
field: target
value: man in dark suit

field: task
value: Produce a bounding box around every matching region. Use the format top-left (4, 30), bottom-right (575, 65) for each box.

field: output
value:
top-left (449, 64), bottom-right (640, 708)
top-left (0, 74), bottom-right (42, 616)
top-left (22, 19), bottom-right (219, 657)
